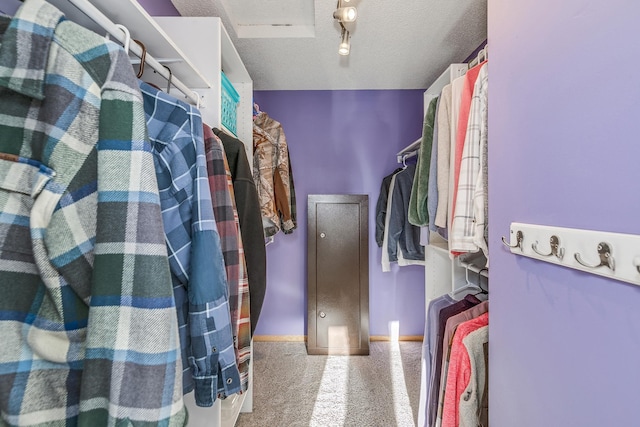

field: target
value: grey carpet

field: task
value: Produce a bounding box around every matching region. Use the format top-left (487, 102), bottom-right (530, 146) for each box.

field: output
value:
top-left (235, 341), bottom-right (422, 427)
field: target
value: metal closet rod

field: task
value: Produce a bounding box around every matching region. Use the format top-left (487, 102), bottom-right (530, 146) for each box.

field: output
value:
top-left (66, 0), bottom-right (203, 107)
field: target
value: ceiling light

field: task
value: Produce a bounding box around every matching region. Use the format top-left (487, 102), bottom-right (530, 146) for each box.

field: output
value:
top-left (338, 27), bottom-right (350, 56)
top-left (333, 7), bottom-right (357, 23)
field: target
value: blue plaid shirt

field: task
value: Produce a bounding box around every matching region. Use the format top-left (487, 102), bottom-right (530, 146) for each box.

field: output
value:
top-left (140, 82), bottom-right (240, 406)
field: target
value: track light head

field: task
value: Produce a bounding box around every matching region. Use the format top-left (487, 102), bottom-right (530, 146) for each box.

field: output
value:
top-left (338, 27), bottom-right (350, 56)
top-left (333, 7), bottom-right (357, 23)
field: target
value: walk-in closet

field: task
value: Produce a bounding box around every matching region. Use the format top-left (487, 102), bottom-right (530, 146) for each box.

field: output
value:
top-left (1, 0), bottom-right (639, 426)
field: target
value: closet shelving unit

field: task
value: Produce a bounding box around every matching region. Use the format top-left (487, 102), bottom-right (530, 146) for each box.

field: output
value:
top-left (45, 1), bottom-right (254, 426)
top-left (397, 63), bottom-right (479, 306)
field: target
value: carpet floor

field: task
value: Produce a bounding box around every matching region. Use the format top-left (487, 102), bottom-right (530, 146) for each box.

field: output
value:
top-left (235, 341), bottom-right (422, 427)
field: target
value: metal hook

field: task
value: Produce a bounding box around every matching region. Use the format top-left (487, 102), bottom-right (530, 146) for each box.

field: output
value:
top-left (532, 235), bottom-right (564, 260)
top-left (502, 230), bottom-right (524, 251)
top-left (574, 242), bottom-right (615, 271)
top-left (133, 40), bottom-right (146, 78)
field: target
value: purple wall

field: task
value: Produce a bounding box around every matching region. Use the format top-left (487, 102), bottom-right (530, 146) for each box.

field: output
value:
top-left (490, 0), bottom-right (640, 425)
top-left (138, 1), bottom-right (426, 337)
top-left (137, 0), bottom-right (180, 16)
top-left (0, 0), bottom-right (19, 15)
top-left (253, 90), bottom-right (426, 337)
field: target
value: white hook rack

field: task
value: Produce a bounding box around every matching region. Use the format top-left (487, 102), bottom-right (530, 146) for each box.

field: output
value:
top-left (502, 222), bottom-right (640, 286)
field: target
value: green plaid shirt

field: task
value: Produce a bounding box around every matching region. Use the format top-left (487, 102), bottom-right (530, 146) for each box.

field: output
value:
top-left (0, 1), bottom-right (186, 425)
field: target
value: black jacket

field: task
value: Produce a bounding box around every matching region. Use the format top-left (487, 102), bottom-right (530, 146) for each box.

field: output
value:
top-left (213, 127), bottom-right (267, 336)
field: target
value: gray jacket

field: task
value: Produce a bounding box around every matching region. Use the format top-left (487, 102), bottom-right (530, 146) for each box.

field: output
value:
top-left (386, 164), bottom-right (425, 262)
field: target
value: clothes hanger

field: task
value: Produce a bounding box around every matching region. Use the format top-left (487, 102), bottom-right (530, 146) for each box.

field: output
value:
top-left (473, 267), bottom-right (489, 296)
top-left (112, 24), bottom-right (131, 56)
top-left (133, 39), bottom-right (147, 78)
top-left (162, 65), bottom-right (173, 94)
top-left (450, 260), bottom-right (488, 300)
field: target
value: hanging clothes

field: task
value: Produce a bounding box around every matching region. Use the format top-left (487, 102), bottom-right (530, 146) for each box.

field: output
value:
top-left (473, 64), bottom-right (490, 260)
top-left (375, 167), bottom-right (403, 247)
top-left (446, 76), bottom-right (467, 235)
top-left (419, 295), bottom-right (456, 427)
top-left (381, 172), bottom-right (399, 272)
top-left (203, 125), bottom-right (252, 393)
top-left (387, 163), bottom-right (425, 266)
top-left (427, 96), bottom-right (442, 236)
top-left (435, 301), bottom-right (489, 427)
top-left (0, 1), bottom-right (186, 425)
top-left (426, 294), bottom-right (482, 427)
top-left (442, 312), bottom-right (489, 427)
top-left (285, 151), bottom-right (298, 234)
top-left (450, 61), bottom-right (487, 251)
top-left (459, 325), bottom-right (489, 427)
top-left (409, 96), bottom-right (439, 227)
top-left (450, 63), bottom-right (489, 255)
top-left (214, 127), bottom-right (267, 336)
top-left (219, 140), bottom-right (253, 392)
top-left (253, 111), bottom-right (296, 237)
top-left (435, 84), bottom-right (453, 229)
top-left (139, 81), bottom-right (240, 405)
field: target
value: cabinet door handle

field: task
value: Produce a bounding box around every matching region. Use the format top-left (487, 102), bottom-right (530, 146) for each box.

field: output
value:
top-left (319, 311), bottom-right (326, 318)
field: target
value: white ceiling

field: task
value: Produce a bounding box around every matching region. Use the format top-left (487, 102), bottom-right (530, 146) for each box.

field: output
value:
top-left (171, 0), bottom-right (487, 91)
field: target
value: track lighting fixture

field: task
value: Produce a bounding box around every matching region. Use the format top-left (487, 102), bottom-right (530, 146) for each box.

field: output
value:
top-left (334, 0), bottom-right (357, 56)
top-left (338, 27), bottom-right (350, 56)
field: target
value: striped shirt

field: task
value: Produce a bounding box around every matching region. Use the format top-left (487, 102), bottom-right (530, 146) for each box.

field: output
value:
top-left (0, 1), bottom-right (186, 425)
top-left (140, 81), bottom-right (240, 406)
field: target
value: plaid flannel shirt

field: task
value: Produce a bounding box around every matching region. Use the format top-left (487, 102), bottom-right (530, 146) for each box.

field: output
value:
top-left (0, 1), bottom-right (187, 425)
top-left (221, 143), bottom-right (252, 393)
top-left (139, 82), bottom-right (240, 406)
top-left (203, 126), bottom-right (251, 393)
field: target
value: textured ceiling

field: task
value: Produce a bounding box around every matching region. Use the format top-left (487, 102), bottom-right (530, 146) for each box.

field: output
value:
top-left (171, 0), bottom-right (487, 90)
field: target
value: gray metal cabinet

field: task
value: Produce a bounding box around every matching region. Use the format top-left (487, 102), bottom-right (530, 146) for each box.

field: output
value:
top-left (307, 194), bottom-right (369, 355)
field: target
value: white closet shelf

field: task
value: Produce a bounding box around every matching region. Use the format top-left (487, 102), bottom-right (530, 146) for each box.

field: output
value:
top-left (397, 64), bottom-right (468, 164)
top-left (47, 0), bottom-right (212, 89)
top-left (425, 64), bottom-right (467, 97)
